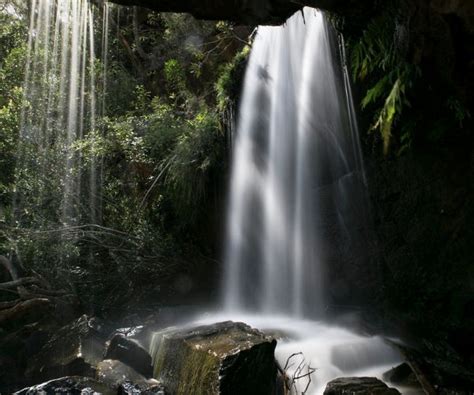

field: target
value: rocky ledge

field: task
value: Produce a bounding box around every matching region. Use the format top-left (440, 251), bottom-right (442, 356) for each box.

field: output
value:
top-left (150, 321), bottom-right (278, 395)
top-left (107, 0), bottom-right (374, 26)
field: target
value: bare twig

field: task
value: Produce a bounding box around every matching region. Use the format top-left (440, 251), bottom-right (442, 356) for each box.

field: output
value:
top-left (284, 352), bottom-right (303, 370)
top-left (283, 352), bottom-right (316, 395)
top-left (139, 159), bottom-right (173, 210)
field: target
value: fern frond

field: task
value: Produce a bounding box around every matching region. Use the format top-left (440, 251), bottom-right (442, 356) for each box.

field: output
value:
top-left (371, 78), bottom-right (403, 153)
top-left (361, 75), bottom-right (391, 108)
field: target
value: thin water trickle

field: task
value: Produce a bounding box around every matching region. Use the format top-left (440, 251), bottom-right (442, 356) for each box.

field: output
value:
top-left (17, 0), bottom-right (104, 229)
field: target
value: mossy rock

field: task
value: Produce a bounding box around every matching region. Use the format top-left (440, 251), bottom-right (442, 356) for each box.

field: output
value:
top-left (149, 321), bottom-right (277, 395)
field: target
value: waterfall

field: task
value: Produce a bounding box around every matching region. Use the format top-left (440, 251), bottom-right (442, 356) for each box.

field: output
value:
top-left (16, 0), bottom-right (108, 230)
top-left (222, 9), bottom-right (370, 317)
top-left (204, 11), bottom-right (403, 395)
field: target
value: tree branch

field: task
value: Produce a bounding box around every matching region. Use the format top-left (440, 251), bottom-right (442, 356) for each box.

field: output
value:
top-left (0, 298), bottom-right (51, 326)
top-left (0, 254), bottom-right (18, 281)
top-left (0, 277), bottom-right (42, 291)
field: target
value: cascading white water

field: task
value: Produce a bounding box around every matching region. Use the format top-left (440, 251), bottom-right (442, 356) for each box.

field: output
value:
top-left (214, 9), bottom-right (406, 394)
top-left (223, 9), bottom-right (369, 317)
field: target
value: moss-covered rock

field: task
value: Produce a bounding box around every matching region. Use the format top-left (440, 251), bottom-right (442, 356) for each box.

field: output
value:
top-left (149, 321), bottom-right (277, 395)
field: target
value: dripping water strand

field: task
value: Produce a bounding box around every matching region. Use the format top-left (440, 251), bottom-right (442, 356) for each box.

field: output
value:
top-left (16, 0), bottom-right (101, 261)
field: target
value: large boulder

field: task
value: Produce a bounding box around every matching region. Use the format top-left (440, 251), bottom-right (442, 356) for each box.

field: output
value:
top-left (25, 315), bottom-right (107, 383)
top-left (324, 377), bottom-right (401, 395)
top-left (150, 321), bottom-right (277, 395)
top-left (104, 333), bottom-right (153, 378)
top-left (14, 376), bottom-right (114, 395)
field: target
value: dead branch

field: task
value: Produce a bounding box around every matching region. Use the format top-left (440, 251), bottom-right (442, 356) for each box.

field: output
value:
top-left (283, 352), bottom-right (316, 395)
top-left (0, 299), bottom-right (21, 310)
top-left (284, 352), bottom-right (303, 370)
top-left (0, 298), bottom-right (51, 326)
top-left (28, 285), bottom-right (68, 296)
top-left (407, 359), bottom-right (437, 395)
top-left (0, 277), bottom-right (42, 291)
top-left (0, 254), bottom-right (19, 280)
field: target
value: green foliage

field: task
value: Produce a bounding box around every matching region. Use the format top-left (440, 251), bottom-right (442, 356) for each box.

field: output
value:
top-left (446, 96), bottom-right (471, 128)
top-left (0, 3), bottom-right (242, 311)
top-left (350, 3), bottom-right (471, 153)
top-left (216, 45), bottom-right (249, 112)
top-left (0, 86), bottom-right (22, 200)
top-left (100, 97), bottom-right (223, 228)
top-left (164, 59), bottom-right (184, 86)
top-left (104, 61), bottom-right (140, 116)
top-left (351, 14), bottom-right (398, 81)
top-left (0, 10), bottom-right (26, 64)
top-left (164, 110), bottom-right (222, 221)
top-left (0, 10), bottom-right (26, 204)
top-left (164, 58), bottom-right (188, 102)
top-left (350, 11), bottom-right (419, 154)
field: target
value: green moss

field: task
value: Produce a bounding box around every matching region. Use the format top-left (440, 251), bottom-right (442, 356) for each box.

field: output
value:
top-left (216, 45), bottom-right (250, 112)
top-left (177, 344), bottom-right (219, 395)
top-left (150, 324), bottom-right (273, 395)
top-left (151, 334), bottom-right (221, 395)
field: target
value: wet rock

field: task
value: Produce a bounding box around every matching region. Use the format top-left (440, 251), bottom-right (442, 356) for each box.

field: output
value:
top-left (150, 321), bottom-right (277, 395)
top-left (88, 317), bottom-right (116, 338)
top-left (104, 334), bottom-right (153, 377)
top-left (383, 363), bottom-right (421, 387)
top-left (118, 380), bottom-right (166, 395)
top-left (14, 376), bottom-right (113, 395)
top-left (115, 325), bottom-right (145, 339)
top-left (324, 377), bottom-right (401, 395)
top-left (96, 359), bottom-right (157, 389)
top-left (26, 315), bottom-right (107, 383)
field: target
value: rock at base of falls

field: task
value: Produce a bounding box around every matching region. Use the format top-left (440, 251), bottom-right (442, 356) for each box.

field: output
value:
top-left (118, 380), bottom-right (166, 395)
top-left (324, 377), bottom-right (401, 395)
top-left (104, 333), bottom-right (153, 378)
top-left (96, 359), bottom-right (159, 389)
top-left (383, 363), bottom-right (422, 388)
top-left (149, 321), bottom-right (278, 395)
top-left (25, 315), bottom-right (107, 383)
top-left (14, 376), bottom-right (114, 395)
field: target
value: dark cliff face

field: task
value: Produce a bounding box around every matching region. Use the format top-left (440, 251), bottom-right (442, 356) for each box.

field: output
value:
top-left (107, 0), bottom-right (474, 32)
top-left (366, 141), bottom-right (474, 330)
top-left (109, 0), bottom-right (301, 25)
top-left (108, 0), bottom-right (383, 26)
